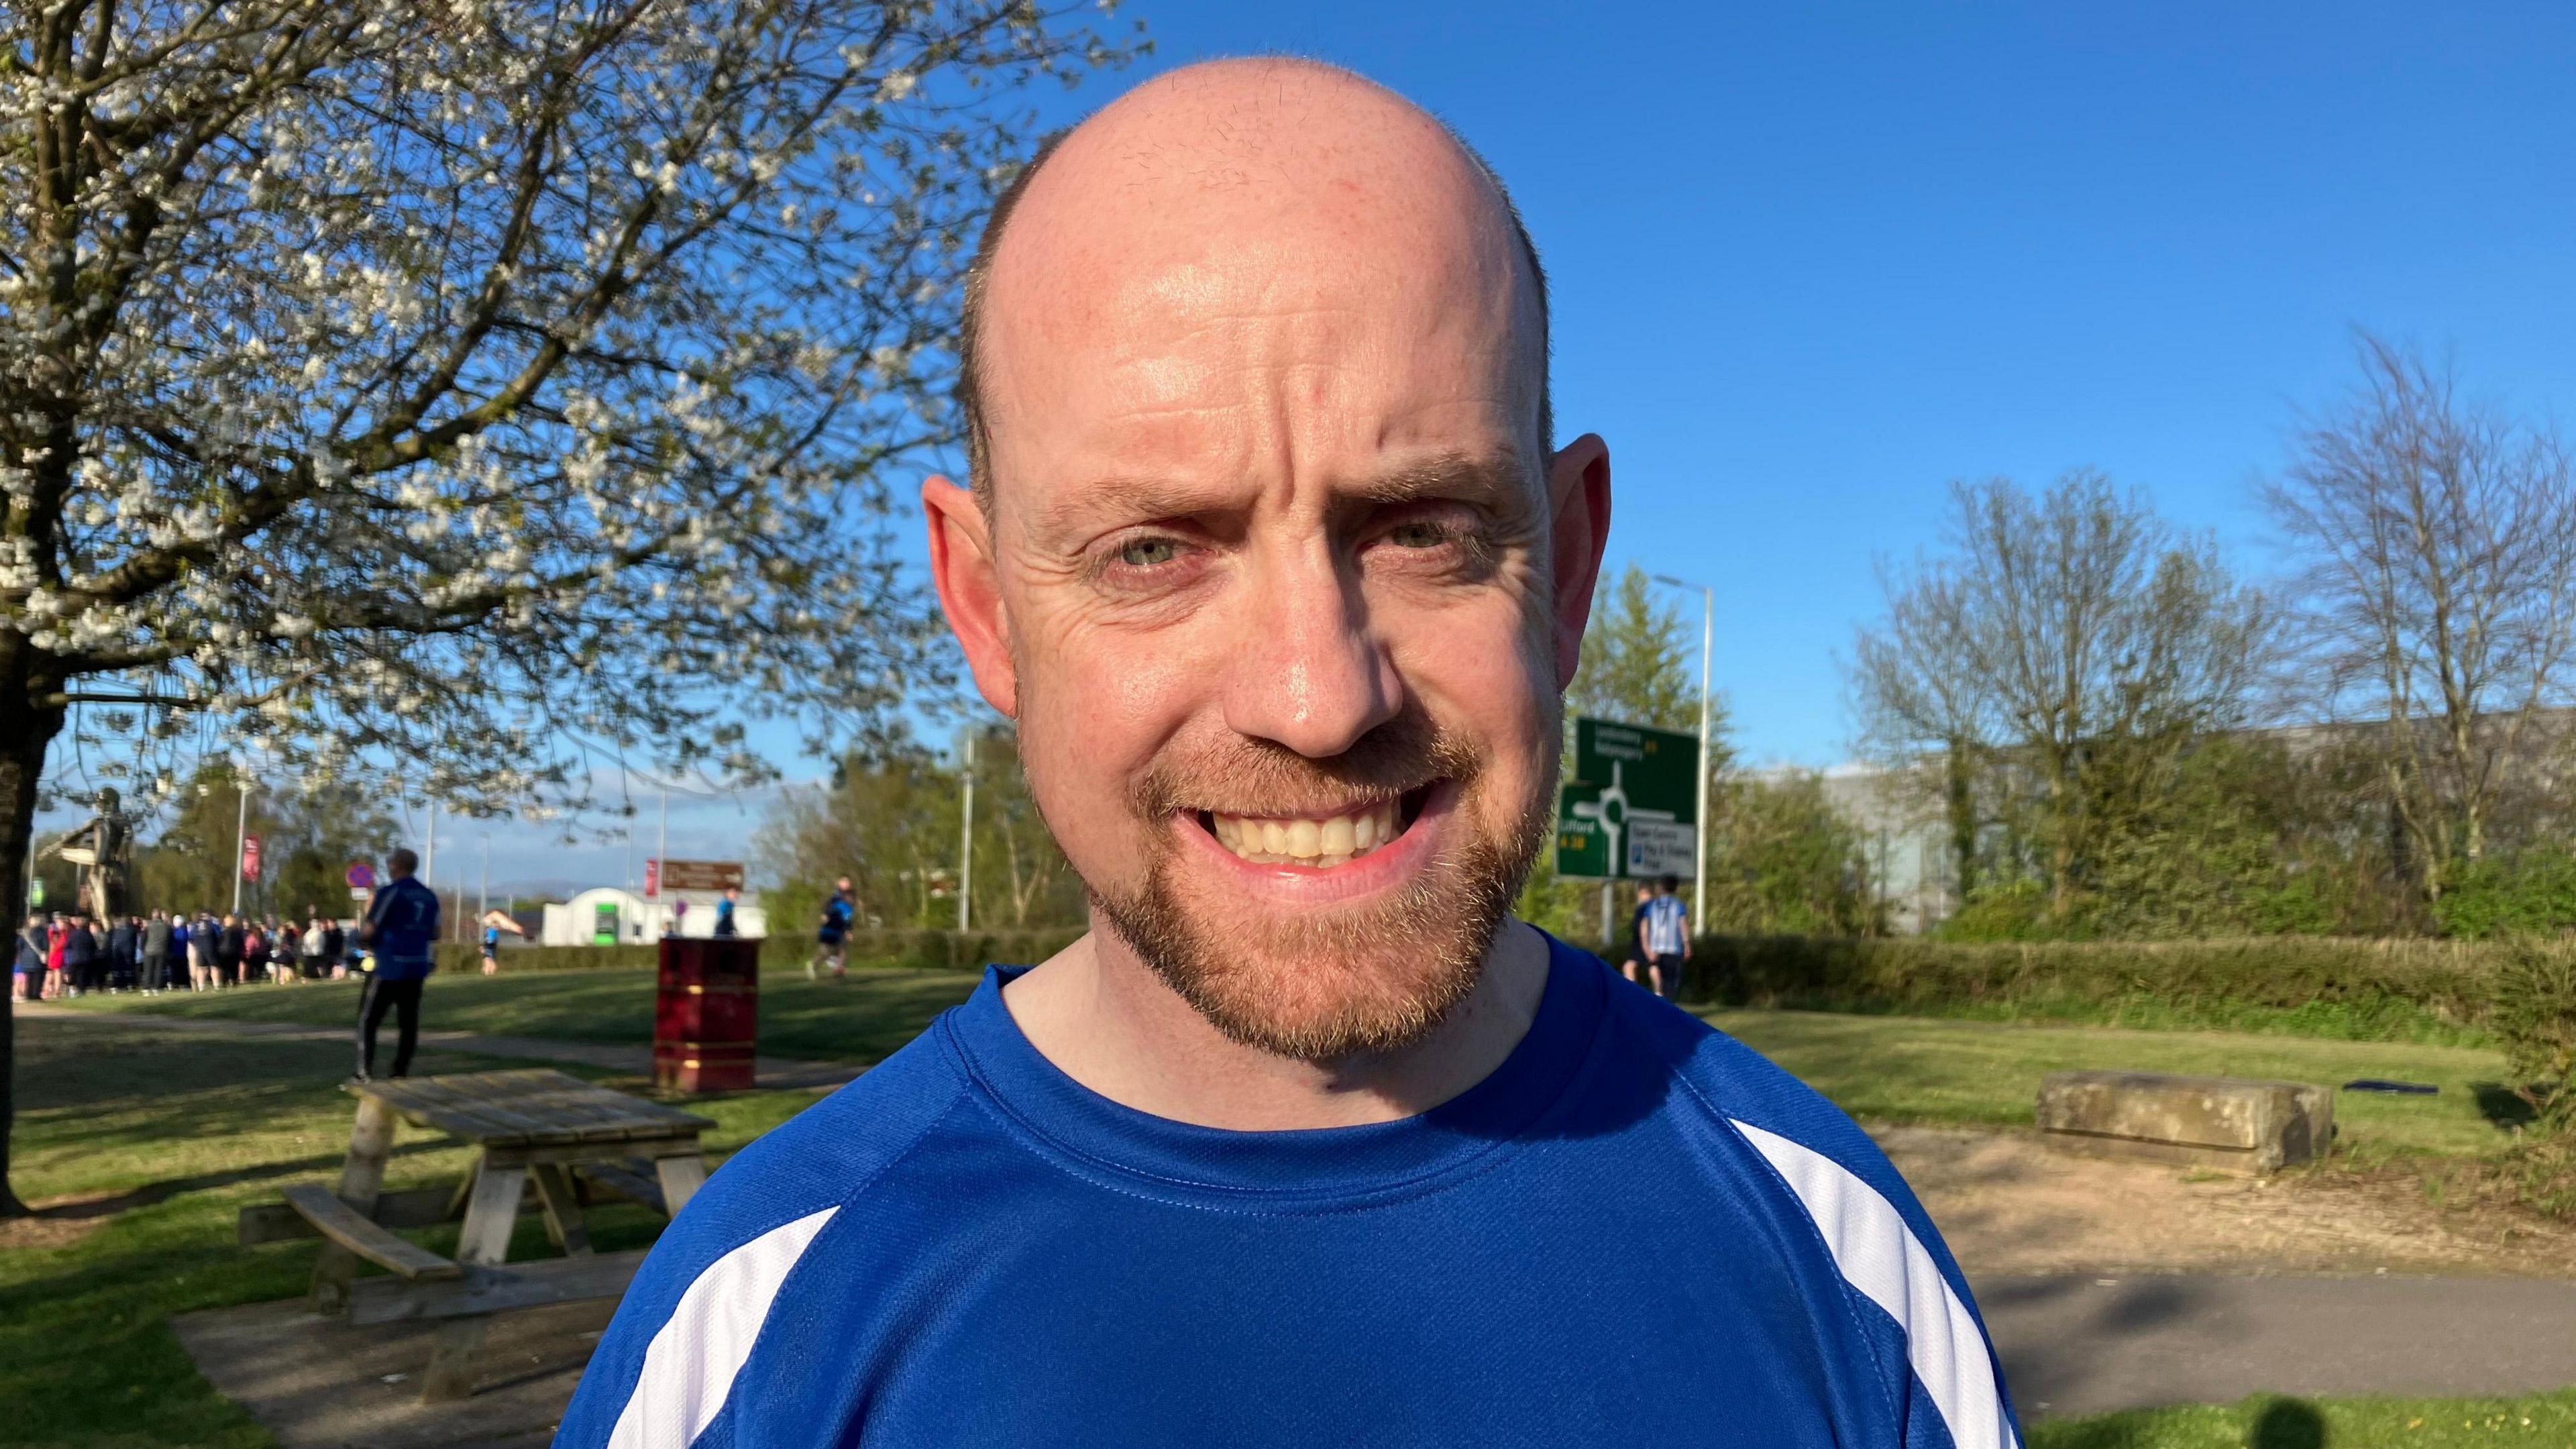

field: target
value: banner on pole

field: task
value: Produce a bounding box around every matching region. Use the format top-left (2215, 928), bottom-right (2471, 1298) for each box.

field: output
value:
top-left (643, 858), bottom-right (661, 898)
top-left (658, 859), bottom-right (745, 892)
top-left (241, 835), bottom-right (262, 880)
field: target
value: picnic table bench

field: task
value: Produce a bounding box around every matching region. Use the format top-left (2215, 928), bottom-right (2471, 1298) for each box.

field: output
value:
top-left (239, 1068), bottom-right (715, 1401)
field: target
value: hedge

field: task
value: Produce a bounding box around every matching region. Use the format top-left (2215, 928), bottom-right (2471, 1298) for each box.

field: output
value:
top-left (442, 926), bottom-right (1089, 977)
top-left (1679, 932), bottom-right (2522, 1040)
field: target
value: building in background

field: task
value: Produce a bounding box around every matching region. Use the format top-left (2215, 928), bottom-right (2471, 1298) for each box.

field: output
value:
top-left (539, 887), bottom-right (768, 945)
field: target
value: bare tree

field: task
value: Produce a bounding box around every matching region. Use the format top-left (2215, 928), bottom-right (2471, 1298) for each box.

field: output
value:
top-left (0, 0), bottom-right (1136, 1214)
top-left (2265, 333), bottom-right (2576, 904)
top-left (1850, 558), bottom-right (1995, 902)
top-left (1853, 472), bottom-right (2273, 920)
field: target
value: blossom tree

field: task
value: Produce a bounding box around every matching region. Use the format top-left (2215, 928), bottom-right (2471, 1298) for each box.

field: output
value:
top-left (0, 0), bottom-right (1136, 1214)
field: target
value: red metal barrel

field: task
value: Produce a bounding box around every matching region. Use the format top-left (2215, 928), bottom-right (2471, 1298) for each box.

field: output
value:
top-left (655, 936), bottom-right (759, 1092)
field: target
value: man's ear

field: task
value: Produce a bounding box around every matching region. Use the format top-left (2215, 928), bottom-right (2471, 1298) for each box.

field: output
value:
top-left (1543, 433), bottom-right (1613, 690)
top-left (922, 476), bottom-right (1020, 717)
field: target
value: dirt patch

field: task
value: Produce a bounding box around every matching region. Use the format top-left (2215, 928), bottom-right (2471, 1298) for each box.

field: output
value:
top-left (1880, 1125), bottom-right (2576, 1278)
top-left (0, 1211), bottom-right (106, 1252)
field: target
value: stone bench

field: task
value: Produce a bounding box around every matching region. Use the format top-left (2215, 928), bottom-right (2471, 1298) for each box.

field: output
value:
top-left (2036, 1070), bottom-right (2333, 1174)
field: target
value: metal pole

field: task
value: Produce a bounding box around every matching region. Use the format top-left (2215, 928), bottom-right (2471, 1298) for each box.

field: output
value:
top-left (1599, 879), bottom-right (1612, 949)
top-left (957, 732), bottom-right (975, 932)
top-left (231, 773), bottom-right (250, 914)
top-left (479, 835), bottom-right (489, 924)
top-left (1693, 585), bottom-right (1713, 936)
top-left (1652, 574), bottom-right (1717, 936)
top-left (657, 786), bottom-right (667, 892)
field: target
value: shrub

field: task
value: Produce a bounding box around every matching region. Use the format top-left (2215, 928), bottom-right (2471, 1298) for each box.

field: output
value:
top-left (1686, 932), bottom-right (2504, 1042)
top-left (2491, 938), bottom-right (2576, 1128)
top-left (2434, 850), bottom-right (2576, 941)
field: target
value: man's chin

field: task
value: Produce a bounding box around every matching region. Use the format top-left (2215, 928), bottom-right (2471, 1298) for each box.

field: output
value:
top-left (1090, 843), bottom-right (1527, 1063)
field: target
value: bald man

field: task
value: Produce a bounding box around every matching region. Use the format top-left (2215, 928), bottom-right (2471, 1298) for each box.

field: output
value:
top-left (562, 60), bottom-right (2019, 1449)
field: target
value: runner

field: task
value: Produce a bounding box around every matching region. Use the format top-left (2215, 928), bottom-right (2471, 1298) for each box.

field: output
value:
top-left (809, 875), bottom-right (854, 981)
top-left (1640, 874), bottom-right (1693, 1000)
top-left (479, 909), bottom-right (527, 975)
top-left (1619, 880), bottom-right (1654, 989)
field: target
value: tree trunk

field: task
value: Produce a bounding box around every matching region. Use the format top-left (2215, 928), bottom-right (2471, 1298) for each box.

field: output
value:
top-left (0, 641), bottom-right (66, 1218)
top-left (1943, 738), bottom-right (1977, 904)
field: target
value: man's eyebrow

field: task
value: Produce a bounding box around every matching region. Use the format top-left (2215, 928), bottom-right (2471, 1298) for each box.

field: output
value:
top-left (1024, 453), bottom-right (1537, 541)
top-left (1338, 452), bottom-right (1534, 507)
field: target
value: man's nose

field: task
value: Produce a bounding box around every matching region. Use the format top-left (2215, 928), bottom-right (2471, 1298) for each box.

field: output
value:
top-left (1220, 549), bottom-right (1403, 759)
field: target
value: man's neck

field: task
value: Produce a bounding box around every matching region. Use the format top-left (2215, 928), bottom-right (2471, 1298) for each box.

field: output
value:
top-left (1000, 915), bottom-right (1552, 1132)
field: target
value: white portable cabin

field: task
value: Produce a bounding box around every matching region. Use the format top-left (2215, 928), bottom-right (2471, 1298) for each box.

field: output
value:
top-left (539, 887), bottom-right (767, 946)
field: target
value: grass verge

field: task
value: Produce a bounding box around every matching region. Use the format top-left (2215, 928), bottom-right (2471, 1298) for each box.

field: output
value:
top-left (1707, 1008), bottom-right (2520, 1161)
top-left (57, 962), bottom-right (981, 1065)
top-left (2029, 1389), bottom-right (2576, 1446)
top-left (0, 1012), bottom-right (822, 1448)
top-left (62, 967), bottom-right (2530, 1162)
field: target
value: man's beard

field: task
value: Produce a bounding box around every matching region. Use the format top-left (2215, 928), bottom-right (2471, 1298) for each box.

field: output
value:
top-left (1085, 710), bottom-right (1554, 1063)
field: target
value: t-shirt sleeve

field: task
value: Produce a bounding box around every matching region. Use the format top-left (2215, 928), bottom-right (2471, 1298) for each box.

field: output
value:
top-left (1690, 1030), bottom-right (2023, 1448)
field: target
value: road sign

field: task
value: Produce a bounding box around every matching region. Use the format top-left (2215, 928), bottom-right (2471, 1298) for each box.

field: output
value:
top-left (349, 887), bottom-right (372, 904)
top-left (1554, 716), bottom-right (1700, 881)
top-left (241, 835), bottom-right (262, 880)
top-left (658, 859), bottom-right (745, 893)
top-left (345, 861), bottom-right (376, 890)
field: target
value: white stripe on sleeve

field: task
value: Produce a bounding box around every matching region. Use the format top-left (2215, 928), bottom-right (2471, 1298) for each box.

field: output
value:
top-left (1731, 1120), bottom-right (2017, 1449)
top-left (605, 1206), bottom-right (841, 1449)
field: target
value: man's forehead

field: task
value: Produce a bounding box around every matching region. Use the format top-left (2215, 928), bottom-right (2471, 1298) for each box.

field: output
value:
top-left (970, 60), bottom-right (1548, 517)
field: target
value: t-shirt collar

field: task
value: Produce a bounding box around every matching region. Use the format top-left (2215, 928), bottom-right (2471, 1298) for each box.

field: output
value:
top-left (941, 930), bottom-right (1607, 1209)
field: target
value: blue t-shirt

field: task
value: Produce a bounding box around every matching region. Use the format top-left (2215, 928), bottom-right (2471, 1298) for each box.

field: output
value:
top-left (1641, 894), bottom-right (1690, 957)
top-left (818, 894), bottom-right (853, 943)
top-left (361, 876), bottom-right (441, 981)
top-left (558, 934), bottom-right (2019, 1448)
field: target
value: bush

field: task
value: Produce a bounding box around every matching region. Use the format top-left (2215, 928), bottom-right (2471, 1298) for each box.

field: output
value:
top-left (445, 926), bottom-right (1089, 977)
top-left (1686, 932), bottom-right (2507, 1042)
top-left (2491, 938), bottom-right (2576, 1128)
top-left (2435, 850), bottom-right (2576, 941)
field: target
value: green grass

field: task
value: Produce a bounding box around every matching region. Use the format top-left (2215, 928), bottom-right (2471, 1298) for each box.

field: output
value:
top-left (0, 1012), bottom-right (826, 1448)
top-left (1766, 988), bottom-right (2496, 1049)
top-left (1705, 1008), bottom-right (2522, 1161)
top-left (65, 967), bottom-right (2530, 1162)
top-left (5, 987), bottom-right (2567, 1446)
top-left (2028, 1389), bottom-right (2576, 1446)
top-left (61, 962), bottom-right (983, 1065)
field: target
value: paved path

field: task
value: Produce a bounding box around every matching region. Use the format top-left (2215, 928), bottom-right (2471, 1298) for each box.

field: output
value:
top-left (15, 1000), bottom-right (865, 1091)
top-left (1980, 1271), bottom-right (2576, 1417)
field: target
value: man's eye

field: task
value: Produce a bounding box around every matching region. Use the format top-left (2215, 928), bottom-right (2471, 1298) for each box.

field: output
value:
top-left (1115, 537), bottom-right (1183, 568)
top-left (1387, 521), bottom-right (1452, 549)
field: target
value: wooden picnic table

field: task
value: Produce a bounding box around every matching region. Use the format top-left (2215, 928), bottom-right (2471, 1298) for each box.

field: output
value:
top-left (301, 1069), bottom-right (716, 1400)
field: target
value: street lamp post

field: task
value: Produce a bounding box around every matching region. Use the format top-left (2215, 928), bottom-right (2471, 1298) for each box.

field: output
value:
top-left (1650, 574), bottom-right (1715, 936)
top-left (231, 771), bottom-right (252, 914)
top-left (957, 731), bottom-right (975, 932)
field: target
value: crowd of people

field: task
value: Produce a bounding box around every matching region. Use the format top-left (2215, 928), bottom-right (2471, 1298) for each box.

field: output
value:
top-left (12, 906), bottom-right (364, 1001)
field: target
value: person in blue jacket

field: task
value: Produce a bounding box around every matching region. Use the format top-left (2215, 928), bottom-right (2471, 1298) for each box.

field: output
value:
top-left (559, 58), bottom-right (2017, 1449)
top-left (808, 876), bottom-right (853, 981)
top-left (352, 849), bottom-right (440, 1080)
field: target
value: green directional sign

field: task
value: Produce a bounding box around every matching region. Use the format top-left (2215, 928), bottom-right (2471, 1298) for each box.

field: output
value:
top-left (1554, 716), bottom-right (1700, 881)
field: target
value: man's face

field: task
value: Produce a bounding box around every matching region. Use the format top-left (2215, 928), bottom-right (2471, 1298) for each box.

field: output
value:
top-left (938, 143), bottom-right (1607, 1061)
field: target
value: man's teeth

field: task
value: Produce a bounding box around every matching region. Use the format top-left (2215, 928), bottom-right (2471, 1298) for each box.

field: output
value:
top-left (1210, 800), bottom-right (1403, 867)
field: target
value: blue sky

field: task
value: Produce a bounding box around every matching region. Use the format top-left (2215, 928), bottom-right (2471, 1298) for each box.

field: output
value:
top-left (548, 1), bottom-right (2576, 883)
top-left (1102, 0), bottom-right (2576, 771)
top-left (63, 3), bottom-right (2576, 890)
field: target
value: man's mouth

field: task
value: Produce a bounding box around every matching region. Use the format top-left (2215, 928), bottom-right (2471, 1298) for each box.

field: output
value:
top-left (1194, 788), bottom-right (1430, 868)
